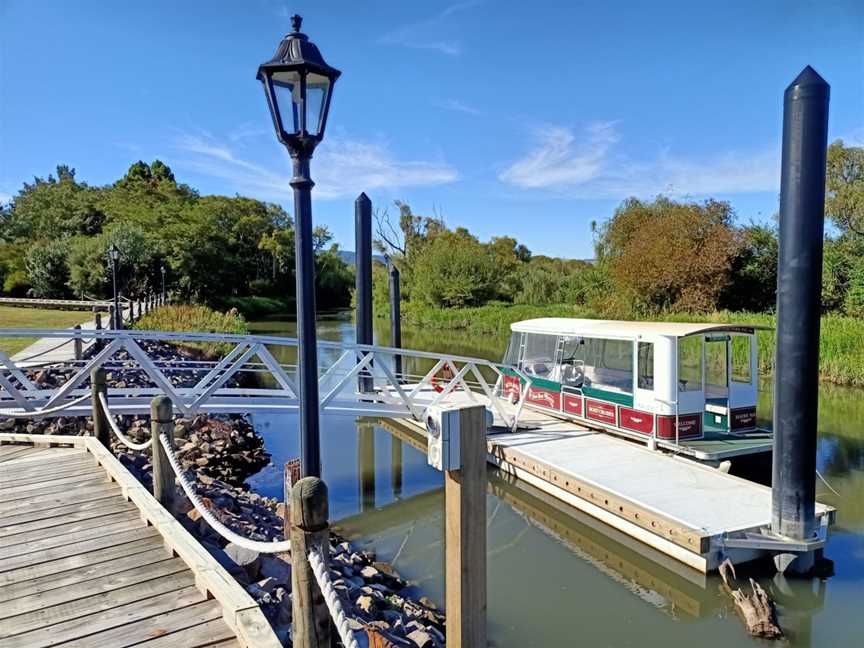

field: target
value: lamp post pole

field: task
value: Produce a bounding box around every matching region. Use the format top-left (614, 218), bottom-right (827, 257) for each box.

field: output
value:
top-left (160, 265), bottom-right (166, 305)
top-left (109, 251), bottom-right (121, 330)
top-left (257, 14), bottom-right (340, 480)
top-left (291, 152), bottom-right (322, 478)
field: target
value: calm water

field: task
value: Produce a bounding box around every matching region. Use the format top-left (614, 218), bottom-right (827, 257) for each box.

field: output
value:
top-left (246, 312), bottom-right (864, 647)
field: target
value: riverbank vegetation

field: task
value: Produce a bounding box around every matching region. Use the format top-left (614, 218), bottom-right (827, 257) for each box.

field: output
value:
top-left (372, 140), bottom-right (864, 385)
top-left (0, 161), bottom-right (353, 314)
top-left (133, 304), bottom-right (248, 358)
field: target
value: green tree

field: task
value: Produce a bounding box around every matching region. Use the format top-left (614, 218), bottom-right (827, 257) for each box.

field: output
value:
top-left (596, 196), bottom-right (742, 313)
top-left (25, 239), bottom-right (71, 297)
top-left (721, 224), bottom-right (779, 312)
top-left (826, 140), bottom-right (864, 236)
top-left (410, 229), bottom-right (497, 308)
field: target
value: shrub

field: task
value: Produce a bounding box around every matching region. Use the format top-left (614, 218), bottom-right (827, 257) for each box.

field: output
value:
top-left (133, 304), bottom-right (247, 358)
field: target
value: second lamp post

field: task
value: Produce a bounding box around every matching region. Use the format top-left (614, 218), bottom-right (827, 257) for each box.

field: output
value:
top-left (257, 15), bottom-right (340, 478)
top-left (108, 244), bottom-right (121, 330)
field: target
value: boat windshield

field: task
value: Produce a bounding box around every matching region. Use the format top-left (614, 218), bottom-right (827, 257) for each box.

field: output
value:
top-left (503, 331), bottom-right (521, 366)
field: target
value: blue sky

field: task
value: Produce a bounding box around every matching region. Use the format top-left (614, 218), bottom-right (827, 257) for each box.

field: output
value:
top-left (1, 0), bottom-right (862, 259)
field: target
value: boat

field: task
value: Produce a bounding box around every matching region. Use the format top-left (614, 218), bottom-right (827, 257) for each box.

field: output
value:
top-left (500, 318), bottom-right (773, 463)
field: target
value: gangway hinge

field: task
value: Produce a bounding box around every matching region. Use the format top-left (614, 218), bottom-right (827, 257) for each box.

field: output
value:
top-left (720, 516), bottom-right (828, 554)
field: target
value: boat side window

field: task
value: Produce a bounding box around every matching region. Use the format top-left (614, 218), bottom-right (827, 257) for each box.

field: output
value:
top-left (560, 336), bottom-right (586, 387)
top-left (583, 338), bottom-right (633, 394)
top-left (638, 342), bottom-right (654, 390)
top-left (521, 333), bottom-right (558, 380)
top-left (731, 335), bottom-right (752, 383)
top-left (678, 335), bottom-right (702, 392)
top-left (503, 332), bottom-right (522, 366)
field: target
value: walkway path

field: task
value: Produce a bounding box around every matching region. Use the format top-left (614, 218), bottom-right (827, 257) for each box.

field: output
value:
top-left (0, 433), bottom-right (280, 648)
top-left (9, 305), bottom-right (131, 368)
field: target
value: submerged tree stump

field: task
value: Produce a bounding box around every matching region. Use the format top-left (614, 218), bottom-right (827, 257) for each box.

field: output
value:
top-left (719, 559), bottom-right (783, 639)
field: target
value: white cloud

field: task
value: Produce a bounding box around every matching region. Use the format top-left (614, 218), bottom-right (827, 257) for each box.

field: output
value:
top-left (498, 122), bottom-right (780, 198)
top-left (0, 191), bottom-right (12, 204)
top-left (379, 1), bottom-right (482, 56)
top-left (175, 132), bottom-right (457, 201)
top-left (437, 99), bottom-right (481, 115)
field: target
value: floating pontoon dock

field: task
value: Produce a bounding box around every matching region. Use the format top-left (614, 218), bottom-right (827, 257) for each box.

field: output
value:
top-left (381, 386), bottom-right (834, 573)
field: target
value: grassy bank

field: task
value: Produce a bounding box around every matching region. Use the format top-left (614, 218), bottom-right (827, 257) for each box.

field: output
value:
top-left (0, 305), bottom-right (93, 355)
top-left (134, 304), bottom-right (248, 359)
top-left (401, 303), bottom-right (864, 387)
top-left (218, 295), bottom-right (293, 319)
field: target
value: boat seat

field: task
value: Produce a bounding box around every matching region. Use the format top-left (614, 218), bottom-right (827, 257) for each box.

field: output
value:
top-left (705, 402), bottom-right (729, 416)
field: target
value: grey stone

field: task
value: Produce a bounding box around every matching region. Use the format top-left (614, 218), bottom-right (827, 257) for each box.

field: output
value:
top-left (259, 555), bottom-right (292, 585)
top-left (224, 542), bottom-right (261, 580)
top-left (407, 629), bottom-right (434, 648)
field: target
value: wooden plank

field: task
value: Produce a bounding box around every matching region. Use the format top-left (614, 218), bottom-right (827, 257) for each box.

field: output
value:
top-left (61, 601), bottom-right (229, 648)
top-left (0, 546), bottom-right (172, 603)
top-left (0, 536), bottom-right (165, 587)
top-left (0, 473), bottom-right (110, 498)
top-left (0, 483), bottom-right (121, 517)
top-left (0, 493), bottom-right (130, 527)
top-left (133, 612), bottom-right (237, 647)
top-left (0, 447), bottom-right (34, 463)
top-left (0, 433), bottom-right (85, 448)
top-left (0, 454), bottom-right (94, 478)
top-left (0, 512), bottom-right (144, 555)
top-left (0, 461), bottom-right (99, 487)
top-left (2, 447), bottom-right (84, 464)
top-left (2, 585), bottom-right (206, 648)
top-left (0, 571), bottom-right (196, 638)
top-left (0, 557), bottom-right (189, 620)
top-left (0, 526), bottom-right (160, 573)
top-left (0, 500), bottom-right (136, 539)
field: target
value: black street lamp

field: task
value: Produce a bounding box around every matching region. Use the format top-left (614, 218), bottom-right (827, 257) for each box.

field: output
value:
top-left (160, 265), bottom-right (166, 304)
top-left (107, 244), bottom-right (121, 330)
top-left (257, 15), bottom-right (340, 478)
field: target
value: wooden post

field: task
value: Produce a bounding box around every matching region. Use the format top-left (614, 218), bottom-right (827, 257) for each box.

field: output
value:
top-left (150, 395), bottom-right (175, 513)
top-left (445, 405), bottom-right (487, 648)
top-left (108, 304), bottom-right (116, 330)
top-left (91, 368), bottom-right (109, 448)
top-left (94, 311), bottom-right (103, 351)
top-left (282, 458), bottom-right (302, 539)
top-left (289, 477), bottom-right (331, 648)
top-left (73, 324), bottom-right (83, 361)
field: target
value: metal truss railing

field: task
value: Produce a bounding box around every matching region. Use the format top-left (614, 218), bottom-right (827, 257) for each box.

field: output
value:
top-left (0, 328), bottom-right (534, 430)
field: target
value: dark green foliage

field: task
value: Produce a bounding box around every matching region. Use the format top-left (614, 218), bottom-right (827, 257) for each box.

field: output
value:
top-left (721, 224), bottom-right (779, 312)
top-left (0, 160), bottom-right (354, 309)
top-left (25, 239), bottom-right (71, 297)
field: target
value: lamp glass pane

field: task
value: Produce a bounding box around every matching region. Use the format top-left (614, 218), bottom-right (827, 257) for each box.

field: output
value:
top-left (305, 73), bottom-right (330, 136)
top-left (271, 70), bottom-right (301, 135)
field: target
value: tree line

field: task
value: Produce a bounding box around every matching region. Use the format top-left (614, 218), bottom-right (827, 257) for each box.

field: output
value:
top-left (373, 140), bottom-right (864, 318)
top-left (0, 161), bottom-right (354, 312)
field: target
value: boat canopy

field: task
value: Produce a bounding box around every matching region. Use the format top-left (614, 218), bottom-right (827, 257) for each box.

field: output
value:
top-left (510, 318), bottom-right (766, 340)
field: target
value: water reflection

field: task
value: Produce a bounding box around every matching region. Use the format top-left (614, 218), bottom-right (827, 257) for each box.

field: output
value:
top-left (245, 313), bottom-right (864, 647)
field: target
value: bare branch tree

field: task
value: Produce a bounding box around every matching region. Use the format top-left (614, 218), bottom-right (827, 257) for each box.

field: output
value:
top-left (374, 205), bottom-right (406, 256)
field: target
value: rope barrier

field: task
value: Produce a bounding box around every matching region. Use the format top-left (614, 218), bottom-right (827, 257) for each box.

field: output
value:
top-left (0, 393), bottom-right (90, 418)
top-left (816, 469), bottom-right (841, 497)
top-left (158, 432), bottom-right (292, 553)
top-left (308, 547), bottom-right (361, 648)
top-left (98, 392), bottom-right (152, 450)
top-left (12, 339), bottom-right (75, 363)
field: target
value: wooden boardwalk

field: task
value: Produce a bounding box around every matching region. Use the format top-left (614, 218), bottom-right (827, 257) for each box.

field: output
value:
top-left (0, 434), bottom-right (280, 648)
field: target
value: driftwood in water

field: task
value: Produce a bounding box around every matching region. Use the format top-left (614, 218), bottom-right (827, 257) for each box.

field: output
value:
top-left (719, 559), bottom-right (783, 639)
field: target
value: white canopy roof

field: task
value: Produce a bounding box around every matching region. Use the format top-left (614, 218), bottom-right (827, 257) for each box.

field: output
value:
top-left (510, 318), bottom-right (761, 339)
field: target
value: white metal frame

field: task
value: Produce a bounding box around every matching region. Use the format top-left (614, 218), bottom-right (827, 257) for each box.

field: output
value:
top-left (0, 328), bottom-right (532, 430)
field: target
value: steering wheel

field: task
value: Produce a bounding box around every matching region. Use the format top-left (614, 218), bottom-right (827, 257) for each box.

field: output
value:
top-left (563, 361), bottom-right (584, 387)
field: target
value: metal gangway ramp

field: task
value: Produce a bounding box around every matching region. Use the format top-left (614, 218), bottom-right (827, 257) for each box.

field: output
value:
top-left (0, 433), bottom-right (280, 648)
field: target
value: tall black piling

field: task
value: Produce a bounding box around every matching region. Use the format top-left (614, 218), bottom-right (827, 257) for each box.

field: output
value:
top-left (389, 264), bottom-right (402, 381)
top-left (771, 66), bottom-right (830, 571)
top-left (355, 192), bottom-right (374, 393)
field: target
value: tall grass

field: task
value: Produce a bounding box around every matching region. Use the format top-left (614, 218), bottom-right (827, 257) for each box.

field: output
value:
top-left (134, 304), bottom-right (248, 359)
top-left (402, 303), bottom-right (864, 387)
